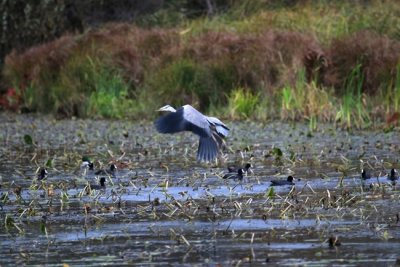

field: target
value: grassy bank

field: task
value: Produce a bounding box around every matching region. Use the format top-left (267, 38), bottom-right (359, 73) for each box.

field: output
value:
top-left (1, 0), bottom-right (400, 128)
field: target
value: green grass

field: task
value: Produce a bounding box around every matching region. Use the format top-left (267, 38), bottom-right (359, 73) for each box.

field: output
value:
top-left (395, 64), bottom-right (400, 112)
top-left (183, 1), bottom-right (400, 42)
top-left (226, 88), bottom-right (259, 119)
top-left (335, 64), bottom-right (371, 128)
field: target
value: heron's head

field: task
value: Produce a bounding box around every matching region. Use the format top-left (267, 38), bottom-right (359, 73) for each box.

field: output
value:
top-left (157, 105), bottom-right (176, 113)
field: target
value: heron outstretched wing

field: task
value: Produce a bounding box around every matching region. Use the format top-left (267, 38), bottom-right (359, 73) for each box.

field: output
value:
top-left (155, 105), bottom-right (211, 137)
top-left (154, 107), bottom-right (186, 134)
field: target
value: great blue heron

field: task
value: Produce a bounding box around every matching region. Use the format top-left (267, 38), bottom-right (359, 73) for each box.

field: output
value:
top-left (155, 104), bottom-right (229, 162)
top-left (270, 175), bottom-right (295, 186)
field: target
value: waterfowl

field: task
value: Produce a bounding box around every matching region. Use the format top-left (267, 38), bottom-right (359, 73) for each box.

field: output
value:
top-left (361, 169), bottom-right (371, 180)
top-left (270, 175), bottom-right (295, 186)
top-left (228, 163), bottom-right (253, 174)
top-left (155, 104), bottom-right (229, 162)
top-left (37, 167), bottom-right (48, 180)
top-left (328, 235), bottom-right (341, 248)
top-left (88, 177), bottom-right (106, 190)
top-left (95, 164), bottom-right (117, 177)
top-left (388, 168), bottom-right (399, 181)
top-left (81, 156), bottom-right (94, 170)
top-left (223, 168), bottom-right (244, 181)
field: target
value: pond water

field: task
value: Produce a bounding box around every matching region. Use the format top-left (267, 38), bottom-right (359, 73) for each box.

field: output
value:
top-left (1, 113), bottom-right (400, 266)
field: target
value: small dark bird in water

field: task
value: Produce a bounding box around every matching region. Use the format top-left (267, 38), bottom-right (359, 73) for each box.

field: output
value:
top-left (37, 167), bottom-right (48, 180)
top-left (270, 175), bottom-right (295, 186)
top-left (228, 163), bottom-right (252, 174)
top-left (95, 164), bottom-right (117, 177)
top-left (88, 177), bottom-right (106, 191)
top-left (361, 169), bottom-right (371, 180)
top-left (155, 104), bottom-right (229, 162)
top-left (13, 185), bottom-right (22, 196)
top-left (223, 168), bottom-right (244, 181)
top-left (81, 156), bottom-right (94, 170)
top-left (388, 168), bottom-right (399, 181)
top-left (328, 235), bottom-right (341, 248)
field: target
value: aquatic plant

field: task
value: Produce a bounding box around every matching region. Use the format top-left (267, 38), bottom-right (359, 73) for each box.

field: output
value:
top-left (335, 64), bottom-right (370, 129)
top-left (226, 88), bottom-right (259, 119)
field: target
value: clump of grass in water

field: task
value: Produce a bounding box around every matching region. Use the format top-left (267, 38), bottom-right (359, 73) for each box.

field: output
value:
top-left (382, 63), bottom-right (400, 114)
top-left (227, 88), bottom-right (259, 119)
top-left (336, 64), bottom-right (370, 129)
top-left (394, 64), bottom-right (400, 112)
top-left (280, 69), bottom-right (334, 125)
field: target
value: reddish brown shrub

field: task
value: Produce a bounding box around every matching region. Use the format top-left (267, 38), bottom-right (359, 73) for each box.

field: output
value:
top-left (4, 35), bottom-right (77, 88)
top-left (3, 23), bottom-right (180, 94)
top-left (182, 30), bottom-right (325, 92)
top-left (324, 30), bottom-right (400, 94)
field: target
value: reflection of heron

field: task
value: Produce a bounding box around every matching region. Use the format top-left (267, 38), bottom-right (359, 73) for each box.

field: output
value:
top-left (155, 105), bottom-right (229, 162)
top-left (270, 175), bottom-right (295, 186)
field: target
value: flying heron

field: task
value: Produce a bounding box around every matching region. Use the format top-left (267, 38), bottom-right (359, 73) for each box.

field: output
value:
top-left (155, 104), bottom-right (229, 162)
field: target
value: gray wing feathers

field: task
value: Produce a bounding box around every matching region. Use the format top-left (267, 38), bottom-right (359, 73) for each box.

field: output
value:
top-left (214, 124), bottom-right (229, 137)
top-left (207, 116), bottom-right (230, 137)
top-left (197, 132), bottom-right (224, 162)
top-left (197, 136), bottom-right (218, 162)
top-left (182, 105), bottom-right (211, 137)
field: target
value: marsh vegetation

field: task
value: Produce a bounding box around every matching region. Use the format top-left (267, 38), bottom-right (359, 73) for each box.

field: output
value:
top-left (1, 0), bottom-right (400, 129)
top-left (0, 114), bottom-right (399, 265)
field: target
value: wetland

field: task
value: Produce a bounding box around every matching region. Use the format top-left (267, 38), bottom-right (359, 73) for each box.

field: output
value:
top-left (1, 113), bottom-right (400, 266)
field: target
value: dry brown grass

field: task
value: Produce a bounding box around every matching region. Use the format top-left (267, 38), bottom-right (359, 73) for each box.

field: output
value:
top-left (324, 30), bottom-right (400, 95)
top-left (182, 30), bottom-right (324, 92)
top-left (4, 35), bottom-right (77, 88)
